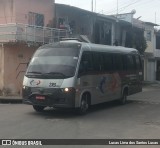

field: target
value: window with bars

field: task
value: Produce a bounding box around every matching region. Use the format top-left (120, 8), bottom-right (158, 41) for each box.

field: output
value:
top-left (28, 12), bottom-right (44, 27)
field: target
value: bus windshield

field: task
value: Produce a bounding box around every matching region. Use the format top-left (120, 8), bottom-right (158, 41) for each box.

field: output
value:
top-left (26, 46), bottom-right (80, 79)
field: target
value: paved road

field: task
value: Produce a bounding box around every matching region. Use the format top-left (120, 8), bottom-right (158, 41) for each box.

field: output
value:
top-left (0, 86), bottom-right (160, 148)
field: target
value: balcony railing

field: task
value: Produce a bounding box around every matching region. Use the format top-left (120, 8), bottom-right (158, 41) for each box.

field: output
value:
top-left (0, 23), bottom-right (69, 44)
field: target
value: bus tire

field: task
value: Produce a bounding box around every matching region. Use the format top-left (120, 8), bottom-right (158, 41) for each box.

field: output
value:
top-left (77, 94), bottom-right (89, 115)
top-left (119, 90), bottom-right (127, 105)
top-left (33, 105), bottom-right (45, 112)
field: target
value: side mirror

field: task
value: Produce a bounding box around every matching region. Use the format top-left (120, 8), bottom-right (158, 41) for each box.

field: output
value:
top-left (27, 58), bottom-right (31, 67)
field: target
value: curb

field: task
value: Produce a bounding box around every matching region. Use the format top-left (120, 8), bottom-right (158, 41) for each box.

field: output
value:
top-left (0, 97), bottom-right (22, 104)
top-left (142, 81), bottom-right (160, 85)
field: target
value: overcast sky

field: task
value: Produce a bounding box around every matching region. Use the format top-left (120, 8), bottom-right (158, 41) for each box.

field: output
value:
top-left (55, 0), bottom-right (160, 25)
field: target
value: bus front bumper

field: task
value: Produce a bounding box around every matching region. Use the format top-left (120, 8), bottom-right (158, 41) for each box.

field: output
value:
top-left (22, 87), bottom-right (76, 108)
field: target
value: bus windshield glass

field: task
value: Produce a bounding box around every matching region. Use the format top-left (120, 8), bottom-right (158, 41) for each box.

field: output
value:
top-left (26, 45), bottom-right (81, 79)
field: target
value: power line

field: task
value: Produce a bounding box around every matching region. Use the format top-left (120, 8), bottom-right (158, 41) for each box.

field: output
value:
top-left (104, 0), bottom-right (142, 15)
top-left (101, 0), bottom-right (135, 14)
top-left (123, 0), bottom-right (156, 11)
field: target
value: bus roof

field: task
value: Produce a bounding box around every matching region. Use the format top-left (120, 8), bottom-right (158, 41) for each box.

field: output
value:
top-left (83, 42), bottom-right (139, 54)
top-left (39, 41), bottom-right (139, 55)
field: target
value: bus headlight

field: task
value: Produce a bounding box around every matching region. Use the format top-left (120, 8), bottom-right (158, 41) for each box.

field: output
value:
top-left (23, 86), bottom-right (29, 90)
top-left (61, 87), bottom-right (75, 93)
top-left (64, 88), bottom-right (69, 92)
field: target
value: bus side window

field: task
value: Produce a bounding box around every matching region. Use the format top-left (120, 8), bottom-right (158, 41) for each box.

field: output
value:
top-left (126, 55), bottom-right (135, 71)
top-left (79, 51), bottom-right (93, 75)
top-left (100, 53), bottom-right (105, 72)
top-left (139, 55), bottom-right (143, 69)
top-left (113, 54), bottom-right (123, 71)
top-left (122, 55), bottom-right (127, 71)
top-left (93, 52), bottom-right (107, 72)
top-left (103, 53), bottom-right (113, 72)
top-left (135, 55), bottom-right (141, 70)
top-left (92, 52), bottom-right (101, 72)
top-left (132, 55), bottom-right (136, 71)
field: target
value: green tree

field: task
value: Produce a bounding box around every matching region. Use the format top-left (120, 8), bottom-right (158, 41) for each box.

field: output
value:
top-left (133, 32), bottom-right (147, 55)
top-left (125, 29), bottom-right (147, 55)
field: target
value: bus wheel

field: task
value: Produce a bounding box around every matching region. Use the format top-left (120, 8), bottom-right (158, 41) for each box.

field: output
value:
top-left (120, 90), bottom-right (127, 105)
top-left (77, 94), bottom-right (89, 115)
top-left (33, 105), bottom-right (45, 112)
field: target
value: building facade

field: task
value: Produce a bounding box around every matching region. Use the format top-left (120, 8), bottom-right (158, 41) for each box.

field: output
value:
top-left (143, 22), bottom-right (158, 81)
top-left (133, 20), bottom-right (158, 82)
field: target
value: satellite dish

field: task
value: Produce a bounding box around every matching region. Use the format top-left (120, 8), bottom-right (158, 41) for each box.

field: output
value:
top-left (131, 9), bottom-right (136, 14)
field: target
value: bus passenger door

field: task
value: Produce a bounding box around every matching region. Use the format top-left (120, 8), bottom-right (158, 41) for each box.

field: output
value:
top-left (91, 52), bottom-right (107, 104)
top-left (77, 51), bottom-right (95, 104)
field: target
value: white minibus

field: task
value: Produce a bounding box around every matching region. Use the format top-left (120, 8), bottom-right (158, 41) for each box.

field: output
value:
top-left (22, 40), bottom-right (142, 114)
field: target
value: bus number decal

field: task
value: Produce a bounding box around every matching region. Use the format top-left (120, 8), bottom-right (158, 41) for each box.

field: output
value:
top-left (49, 82), bottom-right (56, 87)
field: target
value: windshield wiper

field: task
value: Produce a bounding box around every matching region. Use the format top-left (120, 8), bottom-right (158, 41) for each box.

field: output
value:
top-left (43, 72), bottom-right (66, 77)
top-left (25, 71), bottom-right (42, 78)
top-left (26, 72), bottom-right (67, 79)
top-left (27, 71), bottom-right (42, 74)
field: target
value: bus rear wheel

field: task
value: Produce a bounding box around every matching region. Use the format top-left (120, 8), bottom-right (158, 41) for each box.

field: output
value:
top-left (119, 90), bottom-right (127, 105)
top-left (33, 105), bottom-right (45, 112)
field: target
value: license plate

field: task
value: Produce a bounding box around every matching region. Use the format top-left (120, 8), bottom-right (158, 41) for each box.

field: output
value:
top-left (36, 96), bottom-right (45, 100)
